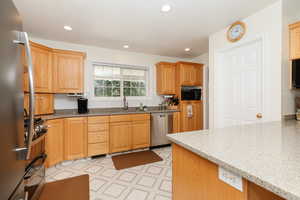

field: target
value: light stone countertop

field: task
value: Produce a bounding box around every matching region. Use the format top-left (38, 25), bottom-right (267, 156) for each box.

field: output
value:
top-left (42, 107), bottom-right (179, 120)
top-left (167, 120), bottom-right (300, 200)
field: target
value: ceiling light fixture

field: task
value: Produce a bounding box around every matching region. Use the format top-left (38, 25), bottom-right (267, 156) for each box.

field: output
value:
top-left (161, 4), bottom-right (171, 13)
top-left (64, 25), bottom-right (73, 31)
top-left (185, 48), bottom-right (191, 52)
top-left (123, 45), bottom-right (129, 49)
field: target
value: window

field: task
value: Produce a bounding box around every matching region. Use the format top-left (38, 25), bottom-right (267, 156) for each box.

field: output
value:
top-left (93, 63), bottom-right (148, 98)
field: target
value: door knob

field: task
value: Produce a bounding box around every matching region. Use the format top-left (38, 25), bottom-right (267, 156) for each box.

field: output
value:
top-left (256, 113), bottom-right (262, 119)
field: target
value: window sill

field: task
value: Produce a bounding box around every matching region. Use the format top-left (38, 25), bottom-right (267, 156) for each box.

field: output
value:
top-left (90, 96), bottom-right (153, 102)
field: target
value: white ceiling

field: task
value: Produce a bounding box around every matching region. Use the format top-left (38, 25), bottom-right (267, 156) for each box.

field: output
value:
top-left (13, 0), bottom-right (278, 58)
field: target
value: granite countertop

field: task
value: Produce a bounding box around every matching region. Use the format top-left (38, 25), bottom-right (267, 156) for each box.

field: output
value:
top-left (167, 120), bottom-right (300, 200)
top-left (43, 107), bottom-right (179, 120)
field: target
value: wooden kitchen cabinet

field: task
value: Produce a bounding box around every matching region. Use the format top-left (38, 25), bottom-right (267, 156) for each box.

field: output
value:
top-left (132, 120), bottom-right (150, 150)
top-left (109, 114), bottom-right (150, 153)
top-left (290, 21), bottom-right (300, 60)
top-left (45, 119), bottom-right (64, 167)
top-left (177, 62), bottom-right (203, 86)
top-left (64, 117), bottom-right (87, 160)
top-left (24, 93), bottom-right (54, 115)
top-left (156, 62), bottom-right (176, 95)
top-left (173, 112), bottom-right (181, 133)
top-left (23, 42), bottom-right (53, 93)
top-left (109, 122), bottom-right (132, 153)
top-left (180, 101), bottom-right (203, 132)
top-left (87, 116), bottom-right (109, 156)
top-left (52, 49), bottom-right (85, 93)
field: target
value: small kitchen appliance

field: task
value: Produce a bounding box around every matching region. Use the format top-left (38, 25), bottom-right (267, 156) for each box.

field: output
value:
top-left (77, 98), bottom-right (89, 114)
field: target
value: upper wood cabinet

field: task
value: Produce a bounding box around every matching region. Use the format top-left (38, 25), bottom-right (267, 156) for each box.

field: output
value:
top-left (156, 62), bottom-right (176, 95)
top-left (290, 22), bottom-right (300, 60)
top-left (24, 93), bottom-right (54, 115)
top-left (23, 42), bottom-right (53, 93)
top-left (177, 62), bottom-right (203, 86)
top-left (180, 101), bottom-right (203, 132)
top-left (52, 49), bottom-right (86, 93)
top-left (45, 119), bottom-right (64, 167)
top-left (64, 117), bottom-right (87, 160)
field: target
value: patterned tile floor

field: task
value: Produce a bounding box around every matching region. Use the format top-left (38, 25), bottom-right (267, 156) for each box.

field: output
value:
top-left (46, 147), bottom-right (172, 200)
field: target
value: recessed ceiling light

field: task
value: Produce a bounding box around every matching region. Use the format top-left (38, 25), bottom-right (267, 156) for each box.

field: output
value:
top-left (161, 4), bottom-right (171, 13)
top-left (64, 25), bottom-right (72, 31)
top-left (185, 48), bottom-right (191, 52)
top-left (123, 45), bottom-right (129, 49)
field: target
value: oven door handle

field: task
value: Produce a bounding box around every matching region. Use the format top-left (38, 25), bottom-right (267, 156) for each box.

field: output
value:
top-left (14, 32), bottom-right (35, 160)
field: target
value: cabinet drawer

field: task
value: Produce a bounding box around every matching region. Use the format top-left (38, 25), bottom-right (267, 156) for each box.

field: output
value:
top-left (88, 143), bottom-right (108, 156)
top-left (88, 123), bottom-right (109, 132)
top-left (88, 116), bottom-right (109, 124)
top-left (110, 115), bottom-right (132, 123)
top-left (131, 114), bottom-right (150, 121)
top-left (88, 131), bottom-right (108, 143)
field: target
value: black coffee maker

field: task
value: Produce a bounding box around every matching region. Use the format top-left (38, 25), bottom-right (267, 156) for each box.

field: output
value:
top-left (77, 98), bottom-right (89, 114)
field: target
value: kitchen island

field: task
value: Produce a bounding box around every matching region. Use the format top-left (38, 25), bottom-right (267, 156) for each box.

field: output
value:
top-left (167, 120), bottom-right (300, 200)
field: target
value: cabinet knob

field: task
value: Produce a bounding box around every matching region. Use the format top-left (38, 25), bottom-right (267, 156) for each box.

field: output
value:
top-left (256, 113), bottom-right (262, 119)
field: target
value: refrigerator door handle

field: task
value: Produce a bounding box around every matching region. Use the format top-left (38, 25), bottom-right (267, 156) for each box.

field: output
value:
top-left (13, 32), bottom-right (35, 160)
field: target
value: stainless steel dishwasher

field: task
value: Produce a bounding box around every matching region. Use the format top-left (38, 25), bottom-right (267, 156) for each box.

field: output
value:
top-left (151, 112), bottom-right (173, 147)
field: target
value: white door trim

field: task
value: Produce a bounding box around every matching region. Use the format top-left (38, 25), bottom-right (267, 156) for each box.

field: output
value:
top-left (209, 34), bottom-right (269, 129)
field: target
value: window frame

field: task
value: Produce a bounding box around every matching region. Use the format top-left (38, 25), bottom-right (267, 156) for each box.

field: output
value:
top-left (91, 62), bottom-right (150, 100)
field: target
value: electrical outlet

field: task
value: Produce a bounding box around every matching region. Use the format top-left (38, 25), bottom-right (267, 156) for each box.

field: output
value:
top-left (218, 167), bottom-right (243, 192)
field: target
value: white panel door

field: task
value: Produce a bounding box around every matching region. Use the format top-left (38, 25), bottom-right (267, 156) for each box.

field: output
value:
top-left (215, 40), bottom-right (263, 128)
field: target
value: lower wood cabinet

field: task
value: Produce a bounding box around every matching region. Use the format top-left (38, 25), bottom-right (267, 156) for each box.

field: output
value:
top-left (132, 120), bottom-right (150, 150)
top-left (64, 117), bottom-right (87, 160)
top-left (45, 119), bottom-right (64, 167)
top-left (109, 114), bottom-right (150, 153)
top-left (110, 122), bottom-right (132, 153)
top-left (44, 114), bottom-right (151, 166)
top-left (87, 116), bottom-right (109, 156)
top-left (180, 101), bottom-right (203, 132)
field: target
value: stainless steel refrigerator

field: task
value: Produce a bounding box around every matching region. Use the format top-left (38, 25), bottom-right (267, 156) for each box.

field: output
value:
top-left (0, 0), bottom-right (43, 199)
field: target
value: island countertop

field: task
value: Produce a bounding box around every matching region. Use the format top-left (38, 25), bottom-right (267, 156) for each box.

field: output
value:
top-left (167, 120), bottom-right (300, 200)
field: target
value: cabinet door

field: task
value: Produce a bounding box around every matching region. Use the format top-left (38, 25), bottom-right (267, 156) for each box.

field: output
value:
top-left (45, 119), bottom-right (64, 167)
top-left (156, 62), bottom-right (176, 95)
top-left (53, 50), bottom-right (85, 93)
top-left (23, 42), bottom-right (52, 93)
top-left (193, 66), bottom-right (203, 86)
top-left (109, 122), bottom-right (132, 153)
top-left (173, 112), bottom-right (181, 133)
top-left (24, 93), bottom-right (54, 115)
top-left (290, 25), bottom-right (300, 60)
top-left (180, 64), bottom-right (194, 86)
top-left (64, 117), bottom-right (87, 160)
top-left (192, 102), bottom-right (203, 131)
top-left (180, 102), bottom-right (193, 132)
top-left (132, 120), bottom-right (150, 150)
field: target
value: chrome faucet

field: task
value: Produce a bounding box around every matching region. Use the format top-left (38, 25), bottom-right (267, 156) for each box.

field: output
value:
top-left (123, 96), bottom-right (128, 110)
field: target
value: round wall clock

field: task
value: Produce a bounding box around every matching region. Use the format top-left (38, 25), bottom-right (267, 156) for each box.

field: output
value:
top-left (227, 21), bottom-right (246, 42)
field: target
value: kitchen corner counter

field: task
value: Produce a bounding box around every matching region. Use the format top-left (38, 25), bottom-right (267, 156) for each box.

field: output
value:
top-left (42, 107), bottom-right (179, 120)
top-left (167, 120), bottom-right (300, 200)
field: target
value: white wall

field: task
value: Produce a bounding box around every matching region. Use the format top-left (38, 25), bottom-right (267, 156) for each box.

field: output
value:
top-left (30, 37), bottom-right (188, 109)
top-left (281, 0), bottom-right (300, 115)
top-left (209, 1), bottom-right (282, 128)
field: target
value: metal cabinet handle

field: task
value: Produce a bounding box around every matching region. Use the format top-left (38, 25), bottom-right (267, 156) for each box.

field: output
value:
top-left (14, 32), bottom-right (35, 160)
